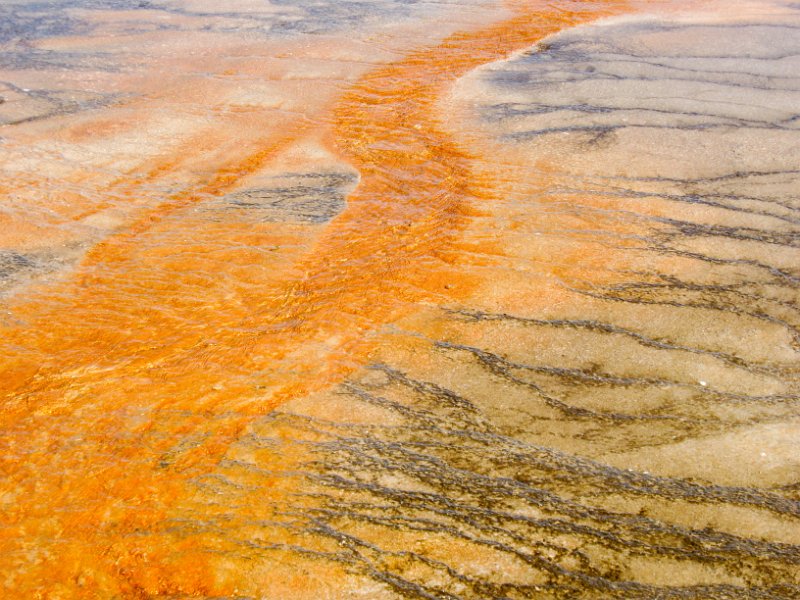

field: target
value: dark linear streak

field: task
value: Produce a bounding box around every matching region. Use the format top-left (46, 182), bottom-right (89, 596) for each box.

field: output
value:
top-left (444, 307), bottom-right (796, 377)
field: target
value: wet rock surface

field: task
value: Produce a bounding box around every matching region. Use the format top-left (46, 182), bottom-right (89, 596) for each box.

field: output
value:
top-left (216, 172), bottom-right (355, 224)
top-left (0, 0), bottom-right (798, 598)
top-left (181, 7), bottom-right (800, 598)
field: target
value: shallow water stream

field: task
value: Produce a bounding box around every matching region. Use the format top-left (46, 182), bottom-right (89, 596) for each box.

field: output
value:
top-left (1, 0), bottom-right (799, 597)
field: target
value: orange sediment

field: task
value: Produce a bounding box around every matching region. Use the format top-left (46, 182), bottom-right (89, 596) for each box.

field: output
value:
top-left (0, 1), bottom-right (631, 595)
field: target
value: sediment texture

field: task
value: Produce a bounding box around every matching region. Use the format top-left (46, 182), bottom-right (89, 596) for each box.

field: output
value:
top-left (1, 1), bottom-right (798, 598)
top-left (175, 8), bottom-right (800, 598)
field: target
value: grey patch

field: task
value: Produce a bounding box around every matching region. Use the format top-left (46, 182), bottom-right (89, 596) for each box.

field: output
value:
top-left (0, 246), bottom-right (86, 298)
top-left (0, 0), bottom-right (440, 49)
top-left (0, 0), bottom-right (475, 86)
top-left (579, 125), bottom-right (618, 151)
top-left (0, 4), bottom-right (86, 45)
top-left (0, 47), bottom-right (134, 72)
top-left (265, 0), bottom-right (421, 35)
top-left (0, 82), bottom-right (119, 126)
top-left (0, 0), bottom-right (147, 45)
top-left (0, 251), bottom-right (36, 280)
top-left (222, 172), bottom-right (357, 224)
top-left (480, 16), bottom-right (800, 146)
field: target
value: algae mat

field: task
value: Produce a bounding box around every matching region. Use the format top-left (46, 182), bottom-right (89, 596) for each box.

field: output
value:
top-left (0, 0), bottom-right (798, 597)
